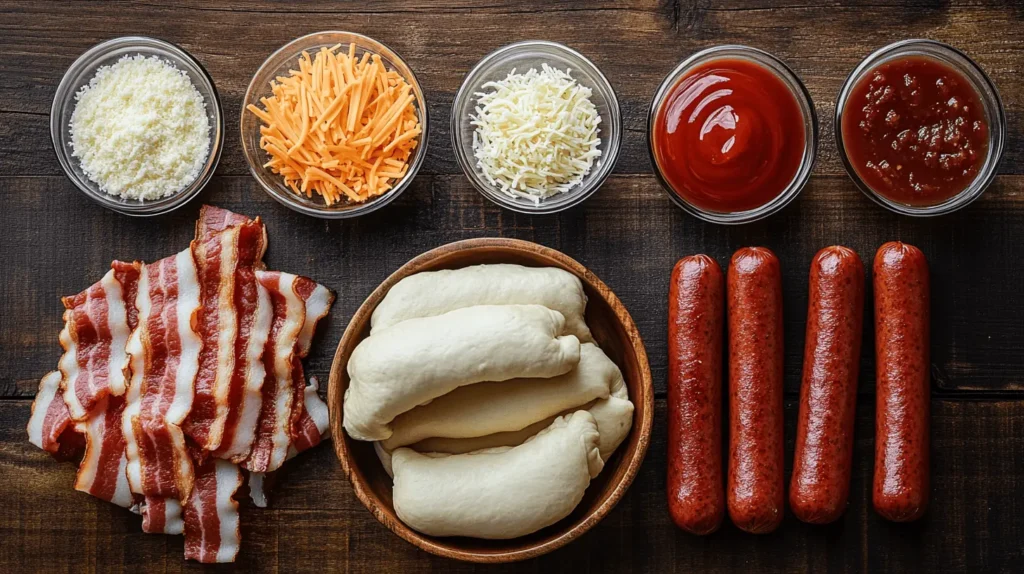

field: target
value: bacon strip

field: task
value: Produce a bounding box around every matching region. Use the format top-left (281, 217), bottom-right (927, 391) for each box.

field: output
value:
top-left (123, 250), bottom-right (202, 502)
top-left (289, 375), bottom-right (330, 456)
top-left (184, 214), bottom-right (270, 462)
top-left (211, 221), bottom-right (271, 461)
top-left (294, 277), bottom-right (333, 358)
top-left (184, 459), bottom-right (243, 563)
top-left (289, 278), bottom-right (333, 454)
top-left (59, 262), bottom-right (139, 420)
top-left (244, 273), bottom-right (332, 473)
top-left (244, 272), bottom-right (304, 473)
top-left (27, 371), bottom-right (82, 460)
top-left (73, 395), bottom-right (132, 507)
top-left (139, 496), bottom-right (184, 535)
top-left (182, 225), bottom-right (239, 455)
top-left (196, 204), bottom-right (251, 238)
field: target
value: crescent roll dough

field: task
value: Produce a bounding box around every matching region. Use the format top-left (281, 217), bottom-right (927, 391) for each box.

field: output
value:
top-left (344, 305), bottom-right (580, 441)
top-left (381, 343), bottom-right (620, 450)
top-left (392, 411), bottom-right (602, 539)
top-left (370, 264), bottom-right (593, 342)
top-left (375, 394), bottom-right (634, 477)
top-left (412, 366), bottom-right (632, 460)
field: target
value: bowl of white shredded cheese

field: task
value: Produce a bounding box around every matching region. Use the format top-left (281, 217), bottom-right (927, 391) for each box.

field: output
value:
top-left (452, 41), bottom-right (621, 214)
top-left (51, 36), bottom-right (223, 216)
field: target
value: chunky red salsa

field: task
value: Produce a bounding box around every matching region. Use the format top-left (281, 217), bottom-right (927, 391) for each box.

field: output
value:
top-left (841, 56), bottom-right (988, 206)
top-left (652, 58), bottom-right (806, 213)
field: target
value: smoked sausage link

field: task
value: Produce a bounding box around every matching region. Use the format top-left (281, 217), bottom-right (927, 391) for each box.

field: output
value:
top-left (727, 247), bottom-right (785, 534)
top-left (790, 246), bottom-right (865, 524)
top-left (667, 255), bottom-right (725, 535)
top-left (873, 241), bottom-right (930, 522)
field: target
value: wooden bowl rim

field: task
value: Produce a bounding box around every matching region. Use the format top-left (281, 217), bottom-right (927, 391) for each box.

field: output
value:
top-left (327, 237), bottom-right (654, 563)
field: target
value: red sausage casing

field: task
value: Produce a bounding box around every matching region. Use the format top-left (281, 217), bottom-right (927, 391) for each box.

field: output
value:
top-left (727, 247), bottom-right (785, 534)
top-left (790, 246), bottom-right (864, 524)
top-left (873, 241), bottom-right (930, 522)
top-left (667, 255), bottom-right (725, 534)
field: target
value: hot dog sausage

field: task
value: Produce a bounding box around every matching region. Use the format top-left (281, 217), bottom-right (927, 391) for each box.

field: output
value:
top-left (790, 246), bottom-right (864, 524)
top-left (667, 255), bottom-right (725, 535)
top-left (873, 241), bottom-right (930, 522)
top-left (727, 247), bottom-right (785, 534)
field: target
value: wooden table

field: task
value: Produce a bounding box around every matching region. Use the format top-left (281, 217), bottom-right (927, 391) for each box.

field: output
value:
top-left (1, 1), bottom-right (1022, 571)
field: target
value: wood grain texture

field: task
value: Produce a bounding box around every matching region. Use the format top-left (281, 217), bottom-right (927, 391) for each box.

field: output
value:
top-left (1, 0), bottom-right (1023, 571)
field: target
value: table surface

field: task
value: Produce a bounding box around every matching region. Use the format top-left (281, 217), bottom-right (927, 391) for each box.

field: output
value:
top-left (1, 1), bottom-right (1023, 572)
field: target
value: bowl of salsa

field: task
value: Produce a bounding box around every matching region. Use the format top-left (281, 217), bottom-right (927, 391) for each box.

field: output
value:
top-left (648, 45), bottom-right (818, 224)
top-left (836, 39), bottom-right (1005, 216)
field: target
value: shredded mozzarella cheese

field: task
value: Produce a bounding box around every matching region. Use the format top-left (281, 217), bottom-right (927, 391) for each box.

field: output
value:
top-left (70, 55), bottom-right (211, 201)
top-left (471, 64), bottom-right (602, 204)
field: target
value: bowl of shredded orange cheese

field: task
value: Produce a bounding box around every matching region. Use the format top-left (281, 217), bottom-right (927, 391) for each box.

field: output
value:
top-left (242, 32), bottom-right (427, 218)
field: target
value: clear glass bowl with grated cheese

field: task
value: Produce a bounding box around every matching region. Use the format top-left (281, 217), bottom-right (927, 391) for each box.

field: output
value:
top-left (241, 31), bottom-right (429, 219)
top-left (50, 36), bottom-right (223, 216)
top-left (452, 41), bottom-right (622, 214)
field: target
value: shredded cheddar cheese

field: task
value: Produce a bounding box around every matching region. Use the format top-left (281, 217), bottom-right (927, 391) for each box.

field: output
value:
top-left (247, 44), bottom-right (422, 205)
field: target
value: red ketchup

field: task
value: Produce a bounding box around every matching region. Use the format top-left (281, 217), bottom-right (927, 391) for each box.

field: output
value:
top-left (841, 56), bottom-right (989, 206)
top-left (652, 58), bottom-right (806, 213)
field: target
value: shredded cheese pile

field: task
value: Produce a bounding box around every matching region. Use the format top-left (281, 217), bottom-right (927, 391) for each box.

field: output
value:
top-left (471, 64), bottom-right (602, 204)
top-left (70, 55), bottom-right (211, 201)
top-left (247, 44), bottom-right (422, 205)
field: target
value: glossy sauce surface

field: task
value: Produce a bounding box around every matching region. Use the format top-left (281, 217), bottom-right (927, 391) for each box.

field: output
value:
top-left (652, 58), bottom-right (806, 213)
top-left (841, 56), bottom-right (989, 206)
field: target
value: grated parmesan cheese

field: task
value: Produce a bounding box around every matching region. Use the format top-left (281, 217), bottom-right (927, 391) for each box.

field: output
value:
top-left (70, 55), bottom-right (211, 201)
top-left (471, 64), bottom-right (602, 204)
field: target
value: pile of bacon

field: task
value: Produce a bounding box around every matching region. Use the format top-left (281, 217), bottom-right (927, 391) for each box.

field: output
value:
top-left (26, 206), bottom-right (333, 563)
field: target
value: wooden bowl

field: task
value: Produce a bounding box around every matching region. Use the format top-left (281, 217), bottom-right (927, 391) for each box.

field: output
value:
top-left (327, 238), bottom-right (654, 563)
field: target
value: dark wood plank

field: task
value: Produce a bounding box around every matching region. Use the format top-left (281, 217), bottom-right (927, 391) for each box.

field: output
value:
top-left (3, 174), bottom-right (1022, 398)
top-left (1, 398), bottom-right (1022, 572)
top-left (1, 0), bottom-right (1023, 176)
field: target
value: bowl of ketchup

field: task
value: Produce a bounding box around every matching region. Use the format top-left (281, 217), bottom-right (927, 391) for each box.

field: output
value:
top-left (648, 46), bottom-right (818, 224)
top-left (836, 39), bottom-right (1005, 216)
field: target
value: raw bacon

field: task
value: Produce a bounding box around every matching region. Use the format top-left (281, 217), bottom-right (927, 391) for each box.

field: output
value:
top-left (26, 371), bottom-right (82, 460)
top-left (294, 276), bottom-right (333, 358)
top-left (123, 250), bottom-right (203, 502)
top-left (244, 272), bottom-right (305, 473)
top-left (184, 458), bottom-right (243, 563)
top-left (139, 496), bottom-right (184, 535)
top-left (289, 376), bottom-right (330, 456)
top-left (209, 220), bottom-right (271, 462)
top-left (27, 205), bottom-right (334, 564)
top-left (59, 261), bottom-right (139, 420)
top-left (245, 273), bottom-right (332, 473)
top-left (184, 213), bottom-right (271, 463)
top-left (289, 277), bottom-right (333, 454)
top-left (73, 395), bottom-right (132, 508)
top-left (196, 204), bottom-right (251, 237)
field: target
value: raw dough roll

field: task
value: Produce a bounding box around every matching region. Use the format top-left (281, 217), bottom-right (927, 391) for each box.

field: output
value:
top-left (382, 343), bottom-right (620, 450)
top-left (370, 264), bottom-right (593, 342)
top-left (392, 411), bottom-right (603, 539)
top-left (376, 395), bottom-right (634, 477)
top-left (344, 305), bottom-right (580, 441)
top-left (414, 368), bottom-right (632, 460)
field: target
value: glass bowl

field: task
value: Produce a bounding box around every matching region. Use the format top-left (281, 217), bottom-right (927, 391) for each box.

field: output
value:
top-left (50, 36), bottom-right (223, 216)
top-left (835, 39), bottom-right (1006, 216)
top-left (451, 41), bottom-right (622, 214)
top-left (648, 45), bottom-right (818, 225)
top-left (241, 31), bottom-right (428, 219)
